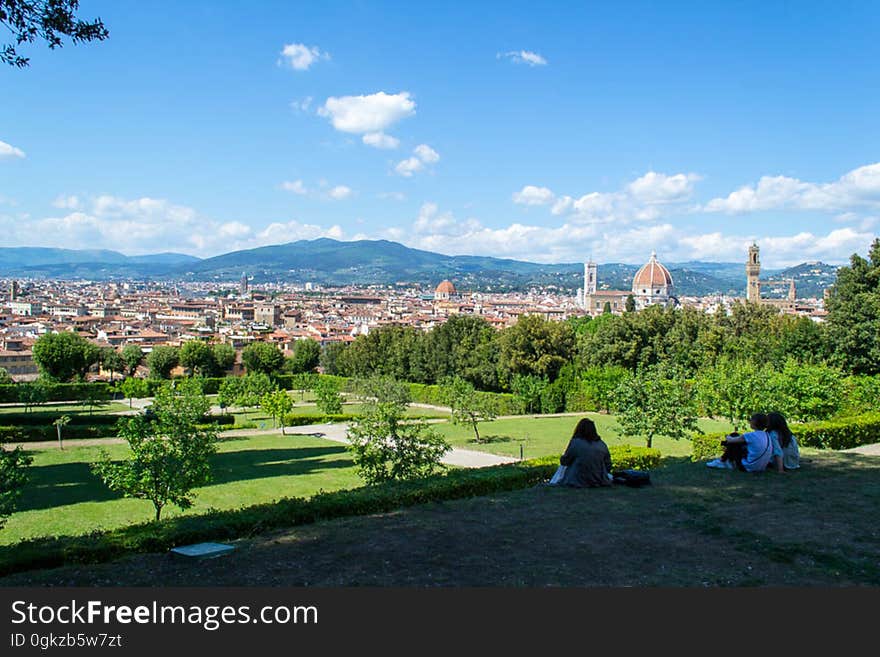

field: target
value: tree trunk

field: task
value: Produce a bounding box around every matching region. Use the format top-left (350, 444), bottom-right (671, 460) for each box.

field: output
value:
top-left (472, 419), bottom-right (480, 443)
top-left (57, 424), bottom-right (63, 450)
top-left (154, 504), bottom-right (162, 522)
top-left (646, 434), bottom-right (653, 449)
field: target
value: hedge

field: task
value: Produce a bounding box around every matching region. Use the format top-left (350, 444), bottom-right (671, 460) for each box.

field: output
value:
top-left (690, 412), bottom-right (880, 461)
top-left (0, 446), bottom-right (660, 577)
top-left (0, 382), bottom-right (114, 404)
top-left (0, 414), bottom-right (236, 443)
top-left (282, 413), bottom-right (358, 427)
top-left (407, 382), bottom-right (525, 415)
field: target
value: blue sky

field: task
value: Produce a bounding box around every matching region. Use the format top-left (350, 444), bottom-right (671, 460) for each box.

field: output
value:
top-left (1, 0), bottom-right (879, 267)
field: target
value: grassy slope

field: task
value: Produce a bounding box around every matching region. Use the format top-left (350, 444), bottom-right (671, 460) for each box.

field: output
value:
top-left (0, 434), bottom-right (361, 545)
top-left (4, 451), bottom-right (878, 587)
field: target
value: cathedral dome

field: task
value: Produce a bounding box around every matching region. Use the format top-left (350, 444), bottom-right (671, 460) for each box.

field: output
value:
top-left (632, 252), bottom-right (673, 291)
top-left (435, 280), bottom-right (456, 298)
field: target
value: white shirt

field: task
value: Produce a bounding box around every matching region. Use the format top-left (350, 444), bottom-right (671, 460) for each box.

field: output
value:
top-left (741, 429), bottom-right (773, 472)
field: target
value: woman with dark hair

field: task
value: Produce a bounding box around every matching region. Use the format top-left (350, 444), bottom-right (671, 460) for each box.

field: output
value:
top-left (706, 413), bottom-right (773, 472)
top-left (767, 411), bottom-right (800, 471)
top-left (549, 418), bottom-right (613, 487)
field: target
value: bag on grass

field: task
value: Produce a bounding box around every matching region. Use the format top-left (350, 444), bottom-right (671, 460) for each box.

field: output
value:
top-left (612, 469), bottom-right (652, 487)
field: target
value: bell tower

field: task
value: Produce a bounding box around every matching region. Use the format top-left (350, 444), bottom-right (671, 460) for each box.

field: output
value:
top-left (583, 261), bottom-right (597, 309)
top-left (746, 243), bottom-right (761, 303)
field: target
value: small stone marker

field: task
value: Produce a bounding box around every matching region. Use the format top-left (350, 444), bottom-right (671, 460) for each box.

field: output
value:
top-left (169, 542), bottom-right (235, 560)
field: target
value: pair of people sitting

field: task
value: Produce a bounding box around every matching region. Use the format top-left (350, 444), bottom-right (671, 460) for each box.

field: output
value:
top-left (706, 411), bottom-right (800, 472)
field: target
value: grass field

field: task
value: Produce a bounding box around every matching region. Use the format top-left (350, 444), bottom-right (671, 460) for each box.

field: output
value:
top-left (0, 433), bottom-right (361, 546)
top-left (4, 449), bottom-right (878, 587)
top-left (434, 413), bottom-right (732, 459)
top-left (231, 402), bottom-right (450, 427)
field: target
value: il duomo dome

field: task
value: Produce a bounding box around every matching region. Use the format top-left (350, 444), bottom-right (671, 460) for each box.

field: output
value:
top-left (580, 251), bottom-right (676, 315)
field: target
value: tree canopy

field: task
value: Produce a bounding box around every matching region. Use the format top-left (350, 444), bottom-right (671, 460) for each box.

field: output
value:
top-left (1, 0), bottom-right (109, 67)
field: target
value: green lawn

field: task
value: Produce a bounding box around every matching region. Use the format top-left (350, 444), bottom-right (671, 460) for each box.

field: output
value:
top-left (434, 413), bottom-right (732, 459)
top-left (0, 434), bottom-right (362, 546)
top-left (231, 402), bottom-right (449, 427)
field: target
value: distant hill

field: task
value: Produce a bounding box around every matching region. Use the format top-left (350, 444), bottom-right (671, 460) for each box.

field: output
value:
top-left (0, 247), bottom-right (200, 279)
top-left (0, 240), bottom-right (839, 297)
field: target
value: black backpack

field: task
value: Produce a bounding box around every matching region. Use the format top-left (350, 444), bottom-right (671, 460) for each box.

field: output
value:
top-left (612, 469), bottom-right (652, 487)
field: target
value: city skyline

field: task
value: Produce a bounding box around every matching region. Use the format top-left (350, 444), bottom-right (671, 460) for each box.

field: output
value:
top-left (2, 1), bottom-right (879, 268)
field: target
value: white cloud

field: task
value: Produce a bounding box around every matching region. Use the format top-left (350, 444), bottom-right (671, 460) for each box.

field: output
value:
top-left (512, 185), bottom-right (555, 206)
top-left (327, 185), bottom-right (352, 200)
top-left (280, 180), bottom-right (308, 195)
top-left (0, 194), bottom-right (346, 257)
top-left (517, 170), bottom-right (699, 225)
top-left (52, 195), bottom-right (81, 209)
top-left (704, 162), bottom-right (880, 214)
top-left (413, 144), bottom-right (440, 164)
top-left (319, 91), bottom-right (415, 134)
top-left (362, 132), bottom-right (400, 149)
top-left (279, 43), bottom-right (327, 71)
top-left (394, 143), bottom-right (440, 177)
top-left (395, 157), bottom-right (423, 177)
top-left (0, 140), bottom-right (26, 159)
top-left (627, 171), bottom-right (701, 203)
top-left (498, 50), bottom-right (548, 66)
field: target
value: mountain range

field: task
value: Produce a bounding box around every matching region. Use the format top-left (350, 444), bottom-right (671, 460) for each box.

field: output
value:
top-left (0, 239), bottom-right (841, 298)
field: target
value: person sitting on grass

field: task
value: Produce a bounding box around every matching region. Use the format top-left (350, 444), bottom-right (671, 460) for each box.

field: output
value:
top-left (766, 411), bottom-right (800, 472)
top-left (706, 412), bottom-right (773, 472)
top-left (549, 418), bottom-right (613, 488)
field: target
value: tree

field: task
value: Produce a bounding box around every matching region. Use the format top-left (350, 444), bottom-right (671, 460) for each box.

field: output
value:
top-left (119, 376), bottom-right (149, 408)
top-left (260, 390), bottom-right (293, 432)
top-left (31, 331), bottom-right (100, 381)
top-left (1, 0), bottom-right (109, 68)
top-left (241, 341), bottom-right (284, 375)
top-left (614, 367), bottom-right (700, 448)
top-left (120, 344), bottom-right (145, 377)
top-left (510, 374), bottom-right (546, 414)
top-left (497, 314), bottom-right (576, 386)
top-left (825, 238), bottom-right (880, 375)
top-left (211, 343), bottom-right (236, 374)
top-left (100, 347), bottom-right (124, 382)
top-left (82, 384), bottom-right (108, 415)
top-left (346, 381), bottom-right (448, 485)
top-left (217, 376), bottom-right (243, 411)
top-left (443, 376), bottom-right (497, 443)
top-left (0, 367), bottom-right (13, 385)
top-left (53, 414), bottom-right (70, 450)
top-left (625, 294), bottom-right (636, 313)
top-left (319, 341), bottom-right (348, 375)
top-left (290, 372), bottom-right (316, 401)
top-left (146, 345), bottom-right (179, 379)
top-left (696, 357), bottom-right (774, 430)
top-left (17, 380), bottom-right (48, 413)
top-left (313, 376), bottom-right (343, 414)
top-left (603, 301), bottom-right (612, 315)
top-left (179, 340), bottom-right (216, 377)
top-left (92, 380), bottom-right (216, 522)
top-left (286, 338), bottom-right (321, 374)
top-left (0, 445), bottom-right (32, 530)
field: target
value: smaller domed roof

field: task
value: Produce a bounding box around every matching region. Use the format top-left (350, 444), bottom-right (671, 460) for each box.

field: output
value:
top-left (435, 280), bottom-right (456, 295)
top-left (632, 252), bottom-right (673, 288)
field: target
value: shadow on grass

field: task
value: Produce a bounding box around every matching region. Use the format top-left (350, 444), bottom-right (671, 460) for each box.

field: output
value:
top-left (469, 434), bottom-right (517, 445)
top-left (18, 445), bottom-right (354, 512)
